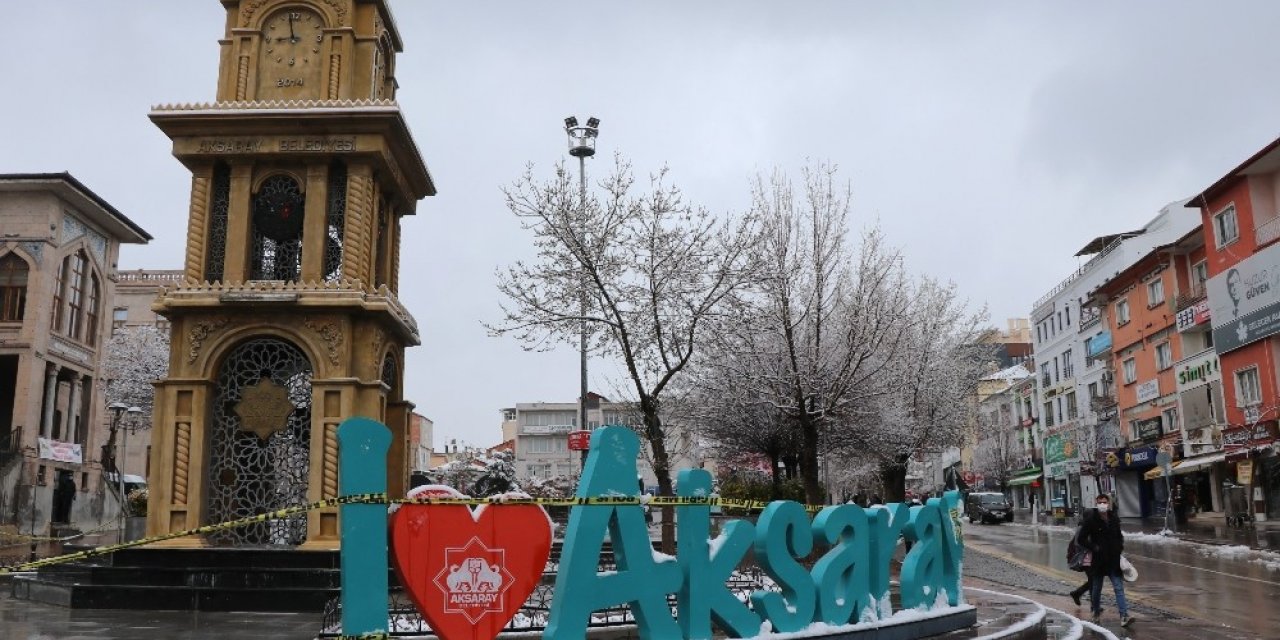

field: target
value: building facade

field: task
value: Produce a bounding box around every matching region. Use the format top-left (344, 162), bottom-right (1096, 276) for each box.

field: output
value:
top-left (1189, 136), bottom-right (1280, 522)
top-left (0, 173), bottom-right (150, 535)
top-left (1031, 201), bottom-right (1198, 515)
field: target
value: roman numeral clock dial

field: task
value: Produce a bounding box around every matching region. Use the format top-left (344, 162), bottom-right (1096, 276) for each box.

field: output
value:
top-left (259, 7), bottom-right (324, 98)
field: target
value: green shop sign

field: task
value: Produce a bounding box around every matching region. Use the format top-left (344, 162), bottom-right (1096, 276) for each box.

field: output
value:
top-left (1043, 433), bottom-right (1078, 465)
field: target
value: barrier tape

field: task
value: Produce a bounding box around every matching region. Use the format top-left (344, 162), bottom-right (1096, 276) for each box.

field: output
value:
top-left (0, 493), bottom-right (825, 575)
top-left (0, 519), bottom-right (121, 548)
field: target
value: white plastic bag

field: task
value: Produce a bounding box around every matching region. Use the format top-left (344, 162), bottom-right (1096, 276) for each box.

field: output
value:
top-left (1120, 554), bottom-right (1138, 582)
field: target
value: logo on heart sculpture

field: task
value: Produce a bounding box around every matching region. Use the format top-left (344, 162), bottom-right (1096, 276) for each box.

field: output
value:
top-left (391, 486), bottom-right (552, 640)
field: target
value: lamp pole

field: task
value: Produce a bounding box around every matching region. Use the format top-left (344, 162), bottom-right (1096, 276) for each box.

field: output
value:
top-left (564, 116), bottom-right (600, 472)
top-left (108, 403), bottom-right (141, 541)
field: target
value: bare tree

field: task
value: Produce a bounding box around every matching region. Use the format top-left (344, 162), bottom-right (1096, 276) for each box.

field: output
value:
top-left (490, 156), bottom-right (757, 547)
top-left (859, 279), bottom-right (992, 501)
top-left (101, 324), bottom-right (169, 473)
top-left (973, 410), bottom-right (1018, 494)
top-left (690, 164), bottom-right (991, 505)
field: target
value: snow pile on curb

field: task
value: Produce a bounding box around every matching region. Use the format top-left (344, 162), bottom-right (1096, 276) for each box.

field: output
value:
top-left (1126, 532), bottom-right (1280, 571)
top-left (744, 591), bottom-right (971, 639)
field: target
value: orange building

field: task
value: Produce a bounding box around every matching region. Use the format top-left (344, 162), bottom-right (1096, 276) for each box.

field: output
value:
top-left (1189, 135), bottom-right (1280, 522)
top-left (1093, 235), bottom-right (1190, 517)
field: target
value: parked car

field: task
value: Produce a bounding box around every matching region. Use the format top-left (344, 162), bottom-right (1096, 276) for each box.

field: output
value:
top-left (965, 492), bottom-right (1013, 524)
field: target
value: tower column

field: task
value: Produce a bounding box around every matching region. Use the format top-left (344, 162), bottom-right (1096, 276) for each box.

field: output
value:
top-left (301, 381), bottom-right (352, 549)
top-left (223, 163), bottom-right (254, 282)
top-left (301, 164), bottom-right (330, 282)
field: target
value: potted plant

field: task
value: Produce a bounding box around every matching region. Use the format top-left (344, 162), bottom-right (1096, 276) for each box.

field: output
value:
top-left (125, 487), bottom-right (148, 541)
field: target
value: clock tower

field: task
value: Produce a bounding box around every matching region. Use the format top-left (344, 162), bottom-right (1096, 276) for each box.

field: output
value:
top-left (146, 0), bottom-right (433, 549)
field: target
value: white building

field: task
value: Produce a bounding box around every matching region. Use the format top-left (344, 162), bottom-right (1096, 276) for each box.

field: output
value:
top-left (1030, 200), bottom-right (1199, 514)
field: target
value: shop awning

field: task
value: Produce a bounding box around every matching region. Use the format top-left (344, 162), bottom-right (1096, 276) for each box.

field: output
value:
top-left (1172, 452), bottom-right (1225, 476)
top-left (1008, 469), bottom-right (1042, 487)
top-left (1144, 464), bottom-right (1173, 480)
top-left (1144, 452), bottom-right (1227, 480)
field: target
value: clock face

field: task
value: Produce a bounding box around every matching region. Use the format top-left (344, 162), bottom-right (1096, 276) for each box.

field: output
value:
top-left (258, 8), bottom-right (325, 98)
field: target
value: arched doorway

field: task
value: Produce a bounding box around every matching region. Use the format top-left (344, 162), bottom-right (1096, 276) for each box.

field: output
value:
top-left (207, 337), bottom-right (313, 546)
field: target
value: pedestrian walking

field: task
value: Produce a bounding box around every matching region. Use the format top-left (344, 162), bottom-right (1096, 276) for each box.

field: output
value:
top-left (1077, 494), bottom-right (1133, 627)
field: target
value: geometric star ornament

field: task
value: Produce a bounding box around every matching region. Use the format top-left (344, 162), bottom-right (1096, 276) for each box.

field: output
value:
top-left (234, 376), bottom-right (295, 440)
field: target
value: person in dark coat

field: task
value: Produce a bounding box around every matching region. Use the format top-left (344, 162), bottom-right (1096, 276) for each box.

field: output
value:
top-left (1076, 494), bottom-right (1132, 627)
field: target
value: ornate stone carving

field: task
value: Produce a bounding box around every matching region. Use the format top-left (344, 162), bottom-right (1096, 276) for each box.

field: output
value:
top-left (368, 328), bottom-right (387, 371)
top-left (323, 422), bottom-right (338, 499)
top-left (234, 377), bottom-right (296, 440)
top-left (187, 317), bottom-right (230, 364)
top-left (183, 175), bottom-right (210, 280)
top-left (305, 317), bottom-right (343, 366)
top-left (241, 0), bottom-right (347, 26)
top-left (172, 421), bottom-right (191, 505)
top-left (19, 241), bottom-right (43, 260)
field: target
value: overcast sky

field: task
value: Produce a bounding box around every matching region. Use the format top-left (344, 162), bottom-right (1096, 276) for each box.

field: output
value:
top-left (4, 1), bottom-right (1280, 449)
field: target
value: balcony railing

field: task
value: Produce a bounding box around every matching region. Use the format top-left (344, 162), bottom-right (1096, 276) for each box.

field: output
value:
top-left (1033, 236), bottom-right (1127, 312)
top-left (1090, 395), bottom-right (1117, 412)
top-left (1258, 215), bottom-right (1280, 248)
top-left (1174, 282), bottom-right (1207, 312)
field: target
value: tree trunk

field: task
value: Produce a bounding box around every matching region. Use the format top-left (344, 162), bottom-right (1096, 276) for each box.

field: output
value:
top-left (640, 397), bottom-right (675, 554)
top-left (881, 457), bottom-right (908, 503)
top-left (769, 452), bottom-right (783, 500)
top-left (798, 413), bottom-right (822, 505)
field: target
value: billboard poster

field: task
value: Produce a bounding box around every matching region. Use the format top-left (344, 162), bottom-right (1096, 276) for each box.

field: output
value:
top-left (1208, 242), bottom-right (1280, 352)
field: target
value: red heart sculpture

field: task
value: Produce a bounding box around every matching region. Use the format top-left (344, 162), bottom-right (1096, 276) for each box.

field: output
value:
top-left (390, 502), bottom-right (552, 640)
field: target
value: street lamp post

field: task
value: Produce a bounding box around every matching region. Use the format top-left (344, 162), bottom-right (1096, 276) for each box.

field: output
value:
top-left (564, 115), bottom-right (600, 471)
top-left (108, 402), bottom-right (142, 541)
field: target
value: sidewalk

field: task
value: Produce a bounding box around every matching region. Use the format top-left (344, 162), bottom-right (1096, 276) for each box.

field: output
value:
top-left (1011, 508), bottom-right (1280, 551)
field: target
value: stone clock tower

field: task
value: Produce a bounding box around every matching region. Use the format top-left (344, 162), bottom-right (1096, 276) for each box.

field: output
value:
top-left (146, 0), bottom-right (433, 549)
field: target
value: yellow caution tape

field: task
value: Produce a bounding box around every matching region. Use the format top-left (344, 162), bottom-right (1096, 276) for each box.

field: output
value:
top-left (0, 493), bottom-right (825, 575)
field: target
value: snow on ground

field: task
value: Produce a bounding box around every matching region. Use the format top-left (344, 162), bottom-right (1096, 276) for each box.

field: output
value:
top-left (1122, 532), bottom-right (1280, 571)
top-left (743, 600), bottom-right (974, 639)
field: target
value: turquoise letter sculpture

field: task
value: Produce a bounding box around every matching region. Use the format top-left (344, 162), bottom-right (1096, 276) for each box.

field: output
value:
top-left (810, 504), bottom-right (872, 624)
top-left (865, 502), bottom-right (909, 616)
top-left (337, 417), bottom-right (391, 636)
top-left (676, 468), bottom-right (759, 639)
top-left (750, 501), bottom-right (817, 632)
top-left (544, 426), bottom-right (683, 639)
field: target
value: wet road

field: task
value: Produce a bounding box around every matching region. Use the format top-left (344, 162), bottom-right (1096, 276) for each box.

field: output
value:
top-left (964, 521), bottom-right (1280, 638)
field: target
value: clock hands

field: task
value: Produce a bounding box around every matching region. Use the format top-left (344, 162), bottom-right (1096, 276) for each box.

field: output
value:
top-left (288, 13), bottom-right (297, 42)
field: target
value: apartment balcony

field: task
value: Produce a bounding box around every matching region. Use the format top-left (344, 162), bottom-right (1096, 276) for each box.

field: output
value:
top-left (1174, 282), bottom-right (1207, 312)
top-left (1090, 395), bottom-right (1117, 412)
top-left (1258, 215), bottom-right (1280, 248)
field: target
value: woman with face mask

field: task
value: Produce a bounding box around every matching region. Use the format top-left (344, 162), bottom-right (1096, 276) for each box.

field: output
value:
top-left (1076, 494), bottom-right (1132, 627)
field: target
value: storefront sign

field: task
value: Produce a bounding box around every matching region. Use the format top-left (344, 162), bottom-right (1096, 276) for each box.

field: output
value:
top-left (37, 438), bottom-right (82, 464)
top-left (1222, 423), bottom-right (1276, 448)
top-left (1087, 331), bottom-right (1112, 357)
top-left (1209, 241), bottom-right (1280, 353)
top-left (1175, 351), bottom-right (1221, 393)
top-left (1043, 434), bottom-right (1078, 466)
top-left (1238, 460), bottom-right (1255, 484)
top-left (1136, 419), bottom-right (1162, 442)
top-left (521, 424), bottom-right (573, 435)
top-left (1114, 446), bottom-right (1157, 470)
top-left (1136, 380), bottom-right (1161, 404)
top-left (1176, 300), bottom-right (1211, 332)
